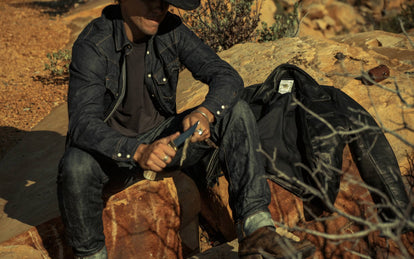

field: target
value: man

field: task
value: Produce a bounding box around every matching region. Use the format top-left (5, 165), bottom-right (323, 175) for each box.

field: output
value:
top-left (57, 0), bottom-right (315, 258)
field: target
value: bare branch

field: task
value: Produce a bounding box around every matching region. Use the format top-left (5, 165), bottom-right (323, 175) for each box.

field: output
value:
top-left (399, 18), bottom-right (414, 48)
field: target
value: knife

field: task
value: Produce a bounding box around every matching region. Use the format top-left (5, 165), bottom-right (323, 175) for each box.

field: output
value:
top-left (143, 121), bottom-right (200, 181)
top-left (168, 121), bottom-right (199, 151)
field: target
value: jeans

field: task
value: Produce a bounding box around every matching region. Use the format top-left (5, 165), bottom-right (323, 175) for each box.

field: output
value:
top-left (57, 100), bottom-right (272, 256)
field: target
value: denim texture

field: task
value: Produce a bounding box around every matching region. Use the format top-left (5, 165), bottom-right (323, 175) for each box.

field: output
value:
top-left (58, 100), bottom-right (272, 256)
top-left (66, 5), bottom-right (243, 164)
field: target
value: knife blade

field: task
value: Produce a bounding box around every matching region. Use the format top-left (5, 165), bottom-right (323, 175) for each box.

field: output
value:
top-left (169, 121), bottom-right (200, 151)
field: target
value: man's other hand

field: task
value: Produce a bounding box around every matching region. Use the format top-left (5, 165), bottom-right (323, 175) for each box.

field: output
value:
top-left (133, 132), bottom-right (180, 172)
top-left (182, 107), bottom-right (214, 143)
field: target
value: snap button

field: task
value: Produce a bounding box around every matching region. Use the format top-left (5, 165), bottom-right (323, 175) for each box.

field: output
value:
top-left (147, 74), bottom-right (151, 78)
top-left (162, 78), bottom-right (167, 82)
top-left (146, 51), bottom-right (150, 55)
top-left (126, 154), bottom-right (131, 159)
top-left (221, 105), bottom-right (226, 109)
top-left (216, 111), bottom-right (221, 115)
top-left (117, 153), bottom-right (122, 157)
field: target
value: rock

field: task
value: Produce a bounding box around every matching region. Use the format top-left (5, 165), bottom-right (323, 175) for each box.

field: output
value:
top-left (273, 0), bottom-right (414, 38)
top-left (325, 2), bottom-right (365, 32)
top-left (386, 0), bottom-right (410, 10)
top-left (102, 176), bottom-right (183, 259)
top-left (0, 172), bottom-right (201, 259)
top-left (0, 245), bottom-right (46, 259)
top-left (259, 0), bottom-right (277, 26)
top-left (0, 217), bottom-right (72, 259)
top-left (305, 4), bottom-right (328, 19)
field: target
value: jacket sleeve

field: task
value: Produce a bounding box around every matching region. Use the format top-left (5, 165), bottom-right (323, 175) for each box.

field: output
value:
top-left (335, 88), bottom-right (409, 214)
top-left (67, 40), bottom-right (141, 163)
top-left (176, 23), bottom-right (244, 119)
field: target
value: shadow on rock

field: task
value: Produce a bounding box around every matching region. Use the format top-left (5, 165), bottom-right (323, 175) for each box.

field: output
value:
top-left (0, 126), bottom-right (66, 242)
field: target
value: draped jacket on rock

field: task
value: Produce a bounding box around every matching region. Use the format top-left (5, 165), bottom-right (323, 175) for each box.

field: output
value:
top-left (240, 64), bottom-right (409, 221)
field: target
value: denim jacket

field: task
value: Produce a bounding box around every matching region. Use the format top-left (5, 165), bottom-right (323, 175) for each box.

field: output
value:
top-left (66, 5), bottom-right (243, 163)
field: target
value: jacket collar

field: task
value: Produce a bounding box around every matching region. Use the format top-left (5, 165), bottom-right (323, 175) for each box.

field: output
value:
top-left (102, 4), bottom-right (130, 52)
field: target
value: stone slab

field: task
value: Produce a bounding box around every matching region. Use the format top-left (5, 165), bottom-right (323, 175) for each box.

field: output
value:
top-left (0, 104), bottom-right (68, 243)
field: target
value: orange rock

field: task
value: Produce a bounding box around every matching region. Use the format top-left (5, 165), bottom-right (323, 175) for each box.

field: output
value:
top-left (0, 172), bottom-right (201, 259)
top-left (103, 177), bottom-right (182, 259)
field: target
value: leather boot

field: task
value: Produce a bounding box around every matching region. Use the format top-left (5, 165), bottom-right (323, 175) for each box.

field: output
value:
top-left (238, 227), bottom-right (315, 259)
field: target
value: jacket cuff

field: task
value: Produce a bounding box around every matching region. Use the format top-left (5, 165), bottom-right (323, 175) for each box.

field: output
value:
top-left (111, 136), bottom-right (142, 163)
top-left (201, 98), bottom-right (232, 120)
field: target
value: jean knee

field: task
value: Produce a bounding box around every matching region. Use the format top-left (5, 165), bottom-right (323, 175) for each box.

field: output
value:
top-left (229, 100), bottom-right (255, 119)
top-left (58, 147), bottom-right (104, 190)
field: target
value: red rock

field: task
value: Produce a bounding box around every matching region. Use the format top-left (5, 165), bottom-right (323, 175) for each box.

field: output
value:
top-left (0, 172), bottom-right (201, 259)
top-left (103, 176), bottom-right (182, 259)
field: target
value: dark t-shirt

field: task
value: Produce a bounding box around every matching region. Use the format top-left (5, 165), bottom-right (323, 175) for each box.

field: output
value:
top-left (107, 42), bottom-right (165, 137)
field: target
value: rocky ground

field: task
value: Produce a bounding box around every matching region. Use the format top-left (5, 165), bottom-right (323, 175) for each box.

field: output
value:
top-left (0, 0), bottom-right (71, 159)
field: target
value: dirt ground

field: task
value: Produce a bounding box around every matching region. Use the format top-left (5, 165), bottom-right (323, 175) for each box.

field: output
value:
top-left (0, 0), bottom-right (72, 159)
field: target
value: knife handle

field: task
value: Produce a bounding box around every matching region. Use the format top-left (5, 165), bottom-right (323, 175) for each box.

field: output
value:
top-left (168, 141), bottom-right (178, 151)
top-left (143, 170), bottom-right (157, 181)
top-left (143, 141), bottom-right (178, 181)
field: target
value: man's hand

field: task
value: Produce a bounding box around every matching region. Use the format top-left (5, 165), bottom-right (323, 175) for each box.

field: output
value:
top-left (133, 132), bottom-right (180, 172)
top-left (182, 106), bottom-right (214, 143)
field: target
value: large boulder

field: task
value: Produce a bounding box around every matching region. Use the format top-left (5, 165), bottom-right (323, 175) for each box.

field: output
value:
top-left (0, 172), bottom-right (201, 259)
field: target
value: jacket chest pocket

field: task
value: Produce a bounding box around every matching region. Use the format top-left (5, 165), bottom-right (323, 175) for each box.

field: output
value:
top-left (154, 58), bottom-right (180, 84)
top-left (152, 59), bottom-right (180, 100)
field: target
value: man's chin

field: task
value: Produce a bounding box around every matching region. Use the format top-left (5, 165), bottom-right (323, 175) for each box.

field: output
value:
top-left (142, 25), bottom-right (160, 36)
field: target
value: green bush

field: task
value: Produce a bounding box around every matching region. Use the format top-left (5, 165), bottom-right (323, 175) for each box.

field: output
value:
top-left (180, 0), bottom-right (261, 52)
top-left (257, 2), bottom-right (299, 42)
top-left (44, 49), bottom-right (71, 76)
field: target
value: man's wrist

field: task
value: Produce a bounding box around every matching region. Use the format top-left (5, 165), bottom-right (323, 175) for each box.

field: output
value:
top-left (194, 106), bottom-right (214, 123)
top-left (133, 143), bottom-right (147, 162)
top-left (194, 110), bottom-right (209, 122)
